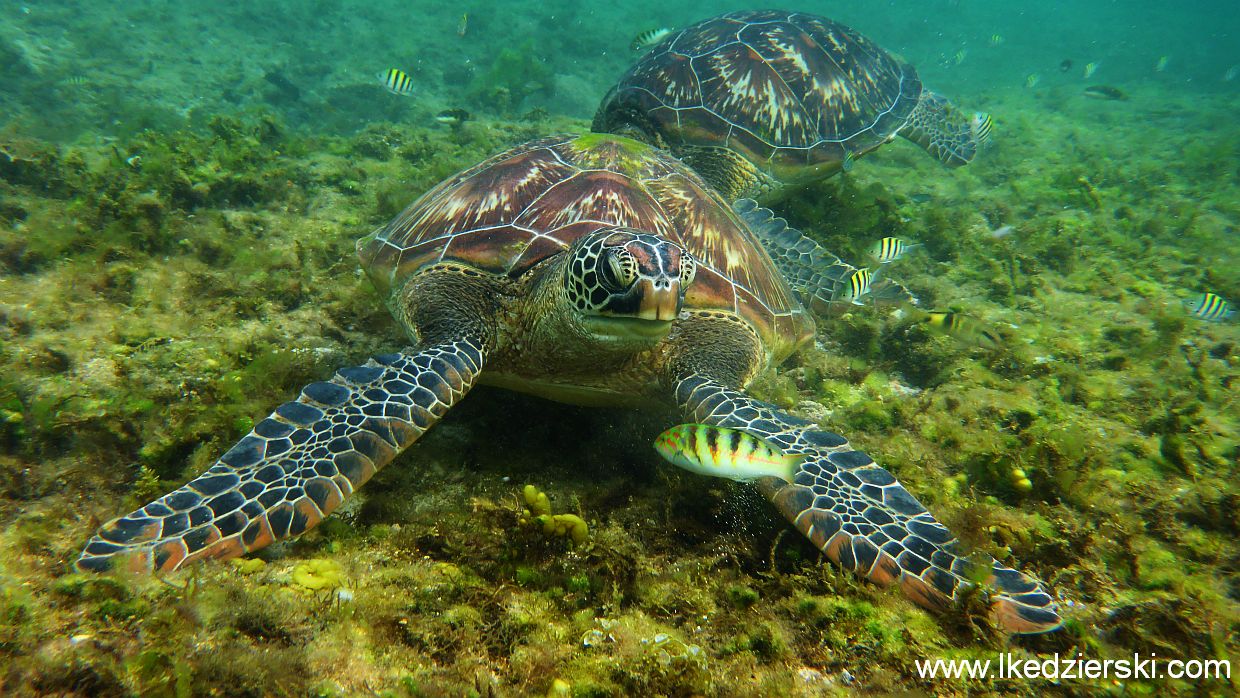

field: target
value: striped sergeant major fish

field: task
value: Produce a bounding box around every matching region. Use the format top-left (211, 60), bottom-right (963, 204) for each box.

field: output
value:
top-left (1183, 292), bottom-right (1235, 322)
top-left (972, 112), bottom-right (994, 144)
top-left (654, 424), bottom-right (805, 483)
top-left (841, 267), bottom-right (874, 305)
top-left (868, 237), bottom-right (922, 264)
top-left (631, 28), bottom-right (672, 52)
top-left (378, 68), bottom-right (413, 96)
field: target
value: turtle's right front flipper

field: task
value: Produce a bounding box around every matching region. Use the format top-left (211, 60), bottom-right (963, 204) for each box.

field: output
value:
top-left (77, 340), bottom-right (486, 574)
top-left (733, 199), bottom-right (915, 311)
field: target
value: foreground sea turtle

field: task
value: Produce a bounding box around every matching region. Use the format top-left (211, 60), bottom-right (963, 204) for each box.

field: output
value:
top-left (594, 9), bottom-right (993, 200)
top-left (77, 134), bottom-right (1057, 634)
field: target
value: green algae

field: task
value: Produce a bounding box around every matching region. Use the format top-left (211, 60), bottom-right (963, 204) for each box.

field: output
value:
top-left (290, 559), bottom-right (346, 592)
top-left (521, 484), bottom-right (590, 544)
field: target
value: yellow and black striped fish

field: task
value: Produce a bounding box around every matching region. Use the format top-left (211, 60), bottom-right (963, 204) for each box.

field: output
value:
top-left (922, 311), bottom-right (1002, 348)
top-left (378, 68), bottom-right (413, 96)
top-left (631, 27), bottom-right (672, 52)
top-left (841, 268), bottom-right (874, 305)
top-left (1183, 292), bottom-right (1235, 322)
top-left (868, 237), bottom-right (921, 264)
top-left (654, 424), bottom-right (804, 483)
top-left (972, 112), bottom-right (994, 143)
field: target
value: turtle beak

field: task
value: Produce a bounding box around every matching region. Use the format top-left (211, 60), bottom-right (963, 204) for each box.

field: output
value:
top-left (634, 277), bottom-right (682, 322)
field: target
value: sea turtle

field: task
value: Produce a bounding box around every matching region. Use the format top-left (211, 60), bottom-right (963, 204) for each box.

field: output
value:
top-left (593, 9), bottom-right (994, 201)
top-left (77, 134), bottom-right (1057, 634)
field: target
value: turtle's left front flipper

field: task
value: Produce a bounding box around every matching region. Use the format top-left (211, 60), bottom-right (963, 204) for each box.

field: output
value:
top-left (899, 91), bottom-right (992, 167)
top-left (674, 374), bottom-right (1060, 635)
top-left (77, 341), bottom-right (485, 574)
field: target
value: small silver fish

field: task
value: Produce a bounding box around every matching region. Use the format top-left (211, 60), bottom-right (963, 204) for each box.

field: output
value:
top-left (435, 108), bottom-right (471, 126)
top-left (631, 27), bottom-right (672, 52)
top-left (868, 237), bottom-right (921, 264)
top-left (1083, 85), bottom-right (1126, 101)
top-left (1183, 292), bottom-right (1235, 322)
top-left (988, 225), bottom-right (1014, 239)
top-left (654, 424), bottom-right (804, 483)
top-left (379, 68), bottom-right (413, 96)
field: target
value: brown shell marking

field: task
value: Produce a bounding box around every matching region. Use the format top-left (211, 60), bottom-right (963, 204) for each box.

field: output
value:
top-left (605, 10), bottom-right (922, 178)
top-left (358, 134), bottom-right (812, 352)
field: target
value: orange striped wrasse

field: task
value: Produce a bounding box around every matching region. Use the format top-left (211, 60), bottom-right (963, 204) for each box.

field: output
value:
top-left (653, 424), bottom-right (805, 483)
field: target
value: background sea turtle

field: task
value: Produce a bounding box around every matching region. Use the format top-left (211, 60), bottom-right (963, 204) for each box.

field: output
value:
top-left (77, 134), bottom-right (1057, 634)
top-left (593, 9), bottom-right (993, 200)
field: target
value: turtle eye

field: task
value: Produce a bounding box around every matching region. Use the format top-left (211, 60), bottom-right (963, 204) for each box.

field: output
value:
top-left (678, 254), bottom-right (696, 288)
top-left (603, 249), bottom-right (637, 290)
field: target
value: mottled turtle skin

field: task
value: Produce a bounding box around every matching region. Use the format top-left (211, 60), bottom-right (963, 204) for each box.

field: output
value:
top-left (594, 9), bottom-right (993, 200)
top-left (77, 134), bottom-right (1056, 635)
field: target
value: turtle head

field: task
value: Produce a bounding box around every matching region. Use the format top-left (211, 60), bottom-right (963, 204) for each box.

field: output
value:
top-left (564, 228), bottom-right (696, 342)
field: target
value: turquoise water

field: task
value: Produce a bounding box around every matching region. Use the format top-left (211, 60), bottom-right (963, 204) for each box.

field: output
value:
top-left (1, 2), bottom-right (1237, 696)
top-left (3, 1), bottom-right (1238, 139)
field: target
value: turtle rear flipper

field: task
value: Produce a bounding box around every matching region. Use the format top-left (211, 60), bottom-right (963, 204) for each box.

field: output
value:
top-left (77, 341), bottom-right (485, 574)
top-left (733, 199), bottom-right (915, 312)
top-left (674, 374), bottom-right (1061, 635)
top-left (899, 91), bottom-right (992, 167)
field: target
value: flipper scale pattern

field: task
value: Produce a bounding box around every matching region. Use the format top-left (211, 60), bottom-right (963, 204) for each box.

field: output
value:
top-left (675, 374), bottom-right (1060, 634)
top-left (77, 340), bottom-right (486, 574)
